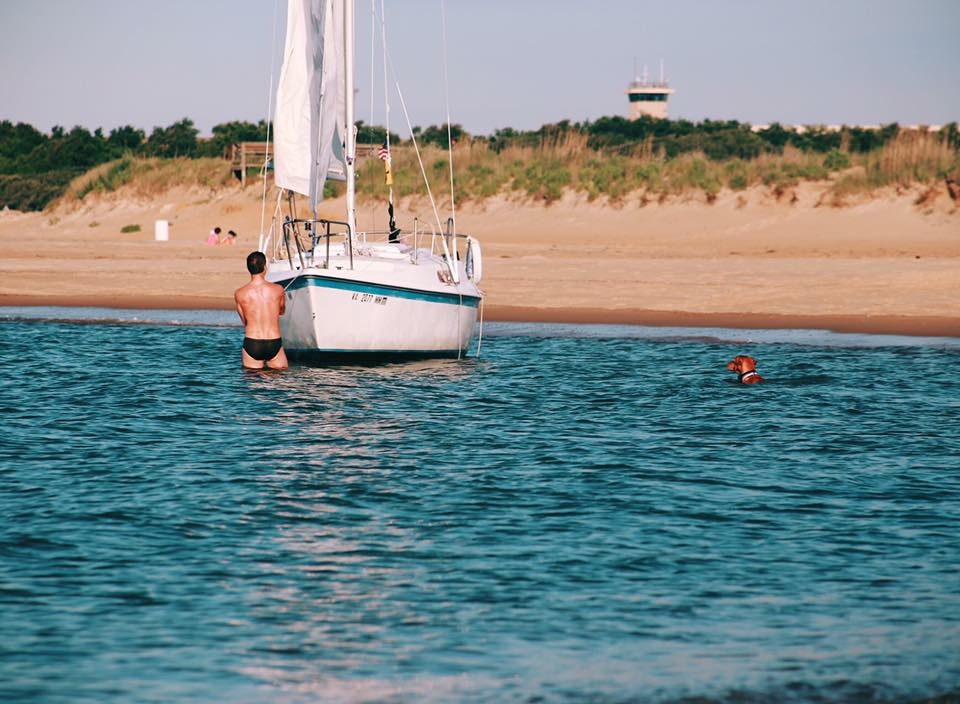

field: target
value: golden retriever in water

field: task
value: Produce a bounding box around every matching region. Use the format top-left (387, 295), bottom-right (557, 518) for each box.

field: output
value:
top-left (727, 355), bottom-right (764, 384)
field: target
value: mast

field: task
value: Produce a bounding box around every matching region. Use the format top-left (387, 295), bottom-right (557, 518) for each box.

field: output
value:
top-left (344, 0), bottom-right (356, 238)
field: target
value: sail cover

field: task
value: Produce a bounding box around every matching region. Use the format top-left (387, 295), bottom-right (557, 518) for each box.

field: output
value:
top-left (274, 0), bottom-right (346, 208)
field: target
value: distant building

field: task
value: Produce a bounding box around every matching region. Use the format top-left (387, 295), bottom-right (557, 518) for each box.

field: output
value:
top-left (626, 61), bottom-right (674, 120)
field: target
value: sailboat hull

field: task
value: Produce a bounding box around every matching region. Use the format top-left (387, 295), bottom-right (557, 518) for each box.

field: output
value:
top-left (275, 271), bottom-right (480, 360)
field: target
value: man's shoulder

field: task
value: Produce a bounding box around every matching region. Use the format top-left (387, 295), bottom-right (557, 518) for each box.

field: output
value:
top-left (235, 281), bottom-right (254, 300)
top-left (236, 280), bottom-right (283, 298)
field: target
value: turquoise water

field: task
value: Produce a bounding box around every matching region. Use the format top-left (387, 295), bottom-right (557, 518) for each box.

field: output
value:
top-left (1, 308), bottom-right (959, 703)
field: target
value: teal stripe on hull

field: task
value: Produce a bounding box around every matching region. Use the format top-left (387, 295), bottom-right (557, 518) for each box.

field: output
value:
top-left (284, 274), bottom-right (481, 307)
top-left (286, 348), bottom-right (469, 362)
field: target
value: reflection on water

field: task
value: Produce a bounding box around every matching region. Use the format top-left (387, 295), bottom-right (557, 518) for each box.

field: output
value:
top-left (1, 317), bottom-right (959, 703)
top-left (245, 359), bottom-right (482, 468)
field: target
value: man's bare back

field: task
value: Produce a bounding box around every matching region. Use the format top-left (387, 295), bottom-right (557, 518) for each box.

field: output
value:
top-left (235, 251), bottom-right (288, 370)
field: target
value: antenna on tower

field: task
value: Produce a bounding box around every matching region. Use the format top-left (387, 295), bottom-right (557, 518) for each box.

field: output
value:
top-left (625, 57), bottom-right (675, 121)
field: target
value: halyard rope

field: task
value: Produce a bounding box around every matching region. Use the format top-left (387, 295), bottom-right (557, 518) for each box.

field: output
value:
top-left (259, 0), bottom-right (281, 244)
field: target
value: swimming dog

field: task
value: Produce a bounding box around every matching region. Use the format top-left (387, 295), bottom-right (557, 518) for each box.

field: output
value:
top-left (727, 355), bottom-right (764, 384)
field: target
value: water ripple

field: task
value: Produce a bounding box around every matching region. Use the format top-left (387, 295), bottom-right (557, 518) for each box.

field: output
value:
top-left (1, 319), bottom-right (958, 703)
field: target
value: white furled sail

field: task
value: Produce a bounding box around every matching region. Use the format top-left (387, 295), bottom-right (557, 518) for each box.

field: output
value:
top-left (274, 0), bottom-right (346, 209)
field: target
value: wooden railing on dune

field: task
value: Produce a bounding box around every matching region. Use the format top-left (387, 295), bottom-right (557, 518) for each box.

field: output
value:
top-left (226, 142), bottom-right (272, 187)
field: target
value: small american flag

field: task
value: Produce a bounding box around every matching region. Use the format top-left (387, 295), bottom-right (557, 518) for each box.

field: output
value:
top-left (379, 144), bottom-right (394, 186)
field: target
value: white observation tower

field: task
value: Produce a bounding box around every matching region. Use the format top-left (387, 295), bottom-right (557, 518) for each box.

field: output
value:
top-left (626, 59), bottom-right (674, 120)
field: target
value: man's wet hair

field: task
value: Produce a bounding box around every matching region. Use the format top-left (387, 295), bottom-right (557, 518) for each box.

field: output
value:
top-left (247, 251), bottom-right (267, 274)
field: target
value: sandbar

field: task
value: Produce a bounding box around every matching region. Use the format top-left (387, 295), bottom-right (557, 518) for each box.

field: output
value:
top-left (1, 181), bottom-right (957, 337)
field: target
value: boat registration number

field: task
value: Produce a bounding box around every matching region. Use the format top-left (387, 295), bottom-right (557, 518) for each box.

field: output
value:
top-left (351, 292), bottom-right (388, 305)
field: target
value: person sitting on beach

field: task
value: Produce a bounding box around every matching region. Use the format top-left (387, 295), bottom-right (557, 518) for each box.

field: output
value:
top-left (206, 227), bottom-right (222, 246)
top-left (223, 230), bottom-right (237, 246)
top-left (234, 251), bottom-right (288, 370)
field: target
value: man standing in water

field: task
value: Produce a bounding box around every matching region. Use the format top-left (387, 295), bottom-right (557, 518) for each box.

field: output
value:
top-left (235, 251), bottom-right (288, 370)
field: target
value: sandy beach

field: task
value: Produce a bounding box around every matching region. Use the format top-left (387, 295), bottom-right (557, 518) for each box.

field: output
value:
top-left (1, 181), bottom-right (957, 336)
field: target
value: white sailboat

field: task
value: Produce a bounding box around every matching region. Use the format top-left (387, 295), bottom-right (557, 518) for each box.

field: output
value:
top-left (261, 0), bottom-right (483, 361)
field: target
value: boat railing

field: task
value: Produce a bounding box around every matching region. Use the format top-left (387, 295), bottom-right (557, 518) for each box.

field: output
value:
top-left (351, 220), bottom-right (433, 266)
top-left (359, 219), bottom-right (472, 272)
top-left (430, 218), bottom-right (471, 264)
top-left (282, 216), bottom-right (470, 276)
top-left (281, 217), bottom-right (354, 271)
top-left (355, 222), bottom-right (424, 249)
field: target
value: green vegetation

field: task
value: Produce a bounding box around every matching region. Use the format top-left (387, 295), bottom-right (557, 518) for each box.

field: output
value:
top-left (0, 118), bottom-right (266, 210)
top-left (0, 171), bottom-right (76, 211)
top-left (823, 149), bottom-right (850, 171)
top-left (829, 130), bottom-right (960, 201)
top-left (120, 224), bottom-right (141, 233)
top-left (63, 157), bottom-right (233, 202)
top-left (356, 121), bottom-right (401, 146)
top-left (356, 128), bottom-right (960, 204)
top-left (2, 116), bottom-right (957, 211)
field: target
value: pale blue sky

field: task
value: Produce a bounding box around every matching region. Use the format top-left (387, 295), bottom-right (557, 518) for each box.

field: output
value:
top-left (1, 0), bottom-right (958, 137)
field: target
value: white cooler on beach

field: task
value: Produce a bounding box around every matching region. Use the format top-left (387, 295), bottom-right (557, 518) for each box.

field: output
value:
top-left (154, 220), bottom-right (169, 242)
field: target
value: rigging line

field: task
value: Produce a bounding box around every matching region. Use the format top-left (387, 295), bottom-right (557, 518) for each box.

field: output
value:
top-left (440, 0), bottom-right (455, 231)
top-left (381, 2), bottom-right (456, 282)
top-left (379, 0), bottom-right (390, 152)
top-left (379, 0), bottom-right (392, 238)
top-left (476, 297), bottom-right (484, 358)
top-left (368, 0), bottom-right (377, 234)
top-left (442, 0), bottom-right (468, 360)
top-left (260, 188), bottom-right (284, 256)
top-left (478, 299), bottom-right (485, 358)
top-left (382, 41), bottom-right (444, 239)
top-left (457, 290), bottom-right (463, 360)
top-left (259, 0), bottom-right (281, 243)
top-left (369, 0), bottom-right (375, 128)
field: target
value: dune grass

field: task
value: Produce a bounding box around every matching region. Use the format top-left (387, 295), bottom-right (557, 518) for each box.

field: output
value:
top-left (355, 131), bottom-right (958, 205)
top-left (61, 156), bottom-right (234, 204)
top-left (49, 132), bottom-right (959, 212)
top-left (829, 131), bottom-right (960, 199)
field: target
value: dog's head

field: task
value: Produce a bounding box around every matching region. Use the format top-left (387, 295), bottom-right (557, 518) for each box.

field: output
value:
top-left (727, 355), bottom-right (758, 374)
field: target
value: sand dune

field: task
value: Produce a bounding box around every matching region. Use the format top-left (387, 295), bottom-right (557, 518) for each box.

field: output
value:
top-left (1, 181), bottom-right (957, 336)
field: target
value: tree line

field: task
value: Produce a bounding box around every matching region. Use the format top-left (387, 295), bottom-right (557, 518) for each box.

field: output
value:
top-left (0, 118), bottom-right (271, 175)
top-left (486, 116), bottom-right (959, 159)
top-left (0, 118), bottom-right (276, 210)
